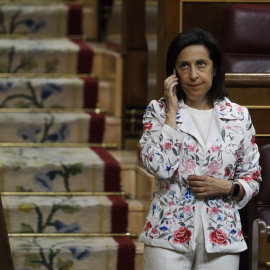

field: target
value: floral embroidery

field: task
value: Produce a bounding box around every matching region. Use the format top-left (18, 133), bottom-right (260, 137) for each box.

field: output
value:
top-left (187, 143), bottom-right (196, 152)
top-left (210, 229), bottom-right (228, 246)
top-left (182, 205), bottom-right (192, 214)
top-left (139, 97), bottom-right (261, 252)
top-left (211, 145), bottom-right (219, 153)
top-left (251, 135), bottom-right (256, 146)
top-left (252, 170), bottom-right (261, 180)
top-left (209, 206), bottom-right (219, 215)
top-left (242, 176), bottom-right (252, 183)
top-left (185, 159), bottom-right (196, 173)
top-left (208, 160), bottom-right (220, 174)
top-left (236, 105), bottom-right (244, 112)
top-left (144, 122), bottom-right (153, 131)
top-left (173, 227), bottom-right (192, 244)
top-left (164, 141), bottom-right (172, 151)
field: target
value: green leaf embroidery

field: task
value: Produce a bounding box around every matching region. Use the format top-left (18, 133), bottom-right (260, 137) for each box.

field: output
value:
top-left (20, 223), bottom-right (35, 233)
top-left (56, 258), bottom-right (74, 270)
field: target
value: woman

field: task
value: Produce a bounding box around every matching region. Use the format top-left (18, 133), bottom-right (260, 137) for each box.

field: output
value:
top-left (139, 28), bottom-right (261, 270)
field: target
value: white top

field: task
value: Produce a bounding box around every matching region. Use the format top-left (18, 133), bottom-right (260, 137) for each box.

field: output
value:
top-left (185, 105), bottom-right (213, 145)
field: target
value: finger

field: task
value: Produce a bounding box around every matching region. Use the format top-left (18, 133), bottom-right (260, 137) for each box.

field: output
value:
top-left (188, 181), bottom-right (204, 187)
top-left (164, 81), bottom-right (178, 93)
top-left (164, 76), bottom-right (178, 89)
top-left (187, 175), bottom-right (207, 181)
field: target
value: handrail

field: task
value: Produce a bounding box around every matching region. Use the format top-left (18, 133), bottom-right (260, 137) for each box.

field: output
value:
top-left (226, 73), bottom-right (270, 86)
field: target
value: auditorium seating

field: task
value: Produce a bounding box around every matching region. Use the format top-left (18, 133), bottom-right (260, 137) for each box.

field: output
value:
top-left (252, 144), bottom-right (270, 269)
top-left (222, 3), bottom-right (270, 73)
top-left (252, 219), bottom-right (270, 270)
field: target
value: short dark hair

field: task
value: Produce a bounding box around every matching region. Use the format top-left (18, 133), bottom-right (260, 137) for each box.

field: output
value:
top-left (166, 28), bottom-right (227, 101)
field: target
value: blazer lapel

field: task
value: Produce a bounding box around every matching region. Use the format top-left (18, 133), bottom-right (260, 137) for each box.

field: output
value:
top-left (176, 101), bottom-right (205, 148)
top-left (205, 109), bottom-right (224, 152)
top-left (175, 98), bottom-right (242, 152)
top-left (205, 98), bottom-right (243, 153)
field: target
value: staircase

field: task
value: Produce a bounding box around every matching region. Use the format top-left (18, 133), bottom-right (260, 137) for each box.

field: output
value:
top-left (0, 1), bottom-right (144, 269)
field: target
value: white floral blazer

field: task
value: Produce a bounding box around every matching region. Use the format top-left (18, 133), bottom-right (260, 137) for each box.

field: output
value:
top-left (139, 97), bottom-right (261, 253)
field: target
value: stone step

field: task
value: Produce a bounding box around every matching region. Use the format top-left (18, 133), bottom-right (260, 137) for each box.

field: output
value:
top-left (9, 236), bottom-right (136, 270)
top-left (0, 38), bottom-right (94, 74)
top-left (0, 147), bottom-right (121, 192)
top-left (2, 196), bottom-right (145, 236)
top-left (0, 111), bottom-right (112, 143)
top-left (0, 3), bottom-right (82, 36)
top-left (134, 240), bottom-right (144, 270)
top-left (3, 195), bottom-right (128, 234)
top-left (0, 77), bottom-right (98, 109)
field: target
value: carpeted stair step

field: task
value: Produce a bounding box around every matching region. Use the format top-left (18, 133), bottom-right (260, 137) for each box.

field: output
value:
top-left (0, 77), bottom-right (98, 109)
top-left (0, 3), bottom-right (83, 36)
top-left (0, 111), bottom-right (106, 143)
top-left (3, 195), bottom-right (128, 234)
top-left (0, 38), bottom-right (94, 74)
top-left (0, 147), bottom-right (121, 192)
top-left (0, 112), bottom-right (122, 145)
top-left (9, 236), bottom-right (135, 270)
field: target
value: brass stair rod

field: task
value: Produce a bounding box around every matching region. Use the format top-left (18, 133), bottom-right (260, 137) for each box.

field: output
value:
top-left (0, 73), bottom-right (93, 78)
top-left (0, 143), bottom-right (118, 148)
top-left (1, 191), bottom-right (127, 196)
top-left (0, 108), bottom-right (106, 113)
top-left (8, 232), bottom-right (137, 238)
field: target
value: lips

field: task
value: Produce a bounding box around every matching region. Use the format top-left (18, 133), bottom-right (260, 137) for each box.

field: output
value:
top-left (189, 84), bottom-right (202, 87)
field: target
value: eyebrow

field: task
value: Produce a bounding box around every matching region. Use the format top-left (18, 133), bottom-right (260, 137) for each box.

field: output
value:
top-left (178, 58), bottom-right (208, 63)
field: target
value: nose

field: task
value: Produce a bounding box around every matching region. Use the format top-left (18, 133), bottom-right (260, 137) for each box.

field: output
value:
top-left (189, 66), bottom-right (198, 81)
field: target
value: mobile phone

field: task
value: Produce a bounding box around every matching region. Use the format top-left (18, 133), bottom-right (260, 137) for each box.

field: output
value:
top-left (173, 68), bottom-right (177, 96)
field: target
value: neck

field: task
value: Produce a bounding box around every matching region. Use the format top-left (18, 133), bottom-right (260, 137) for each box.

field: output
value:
top-left (185, 98), bottom-right (213, 110)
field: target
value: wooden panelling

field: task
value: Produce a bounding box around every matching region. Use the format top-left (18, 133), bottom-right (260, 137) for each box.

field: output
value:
top-left (228, 87), bottom-right (270, 105)
top-left (157, 0), bottom-right (180, 100)
top-left (181, 2), bottom-right (230, 46)
top-left (256, 137), bottom-right (270, 149)
top-left (252, 108), bottom-right (270, 128)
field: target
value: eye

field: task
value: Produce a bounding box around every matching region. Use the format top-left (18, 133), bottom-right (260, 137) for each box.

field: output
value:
top-left (180, 62), bottom-right (189, 69)
top-left (197, 60), bottom-right (206, 67)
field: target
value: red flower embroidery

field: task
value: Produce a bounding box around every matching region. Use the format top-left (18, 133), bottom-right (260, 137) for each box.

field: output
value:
top-left (211, 145), bottom-right (219, 153)
top-left (242, 176), bottom-right (252, 183)
top-left (252, 170), bottom-right (260, 180)
top-left (209, 206), bottom-right (219, 215)
top-left (144, 122), bottom-right (153, 131)
top-left (185, 159), bottom-right (196, 173)
top-left (173, 227), bottom-right (192, 244)
top-left (251, 135), bottom-right (256, 146)
top-left (209, 229), bottom-right (228, 246)
top-left (226, 102), bottom-right (232, 107)
top-left (208, 160), bottom-right (220, 174)
top-left (182, 205), bottom-right (192, 214)
top-left (187, 143), bottom-right (196, 152)
top-left (168, 201), bottom-right (175, 208)
top-left (224, 166), bottom-right (231, 177)
top-left (151, 228), bottom-right (158, 235)
top-left (163, 142), bottom-right (172, 151)
top-left (236, 105), bottom-right (244, 112)
top-left (144, 221), bottom-right (152, 232)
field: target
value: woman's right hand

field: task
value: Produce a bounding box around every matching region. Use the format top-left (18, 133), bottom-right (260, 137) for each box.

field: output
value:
top-left (164, 74), bottom-right (179, 129)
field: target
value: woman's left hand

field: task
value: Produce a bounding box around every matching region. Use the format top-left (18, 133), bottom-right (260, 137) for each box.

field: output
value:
top-left (187, 175), bottom-right (232, 198)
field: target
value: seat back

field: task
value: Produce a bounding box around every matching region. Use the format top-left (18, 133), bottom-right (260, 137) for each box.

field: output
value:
top-left (255, 145), bottom-right (270, 223)
top-left (222, 4), bottom-right (270, 72)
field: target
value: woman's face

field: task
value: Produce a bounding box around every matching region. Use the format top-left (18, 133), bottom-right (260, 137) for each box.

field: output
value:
top-left (175, 45), bottom-right (214, 104)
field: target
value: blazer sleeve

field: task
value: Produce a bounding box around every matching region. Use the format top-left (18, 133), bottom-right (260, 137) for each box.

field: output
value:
top-left (234, 107), bottom-right (262, 209)
top-left (139, 99), bottom-right (182, 179)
